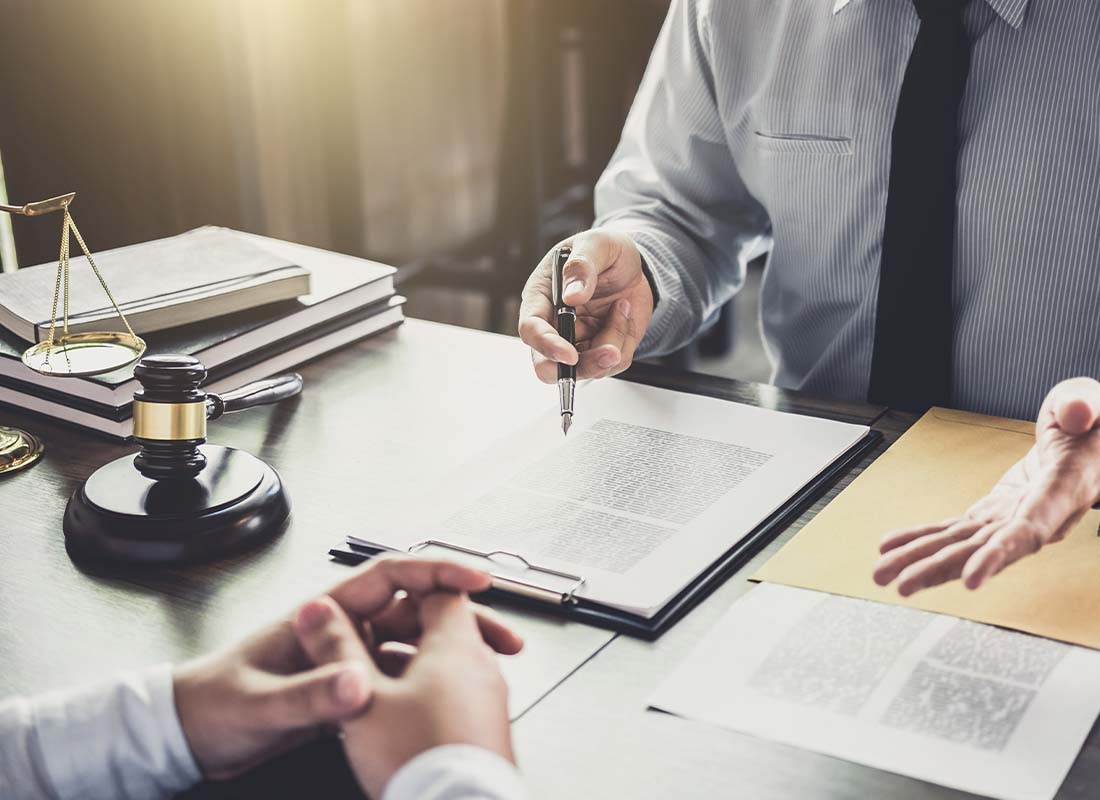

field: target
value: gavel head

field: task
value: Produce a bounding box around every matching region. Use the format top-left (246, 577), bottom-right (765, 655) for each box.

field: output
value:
top-left (132, 354), bottom-right (209, 480)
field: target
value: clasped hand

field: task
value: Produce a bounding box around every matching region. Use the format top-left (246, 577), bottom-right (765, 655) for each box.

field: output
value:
top-left (873, 378), bottom-right (1100, 596)
top-left (174, 557), bottom-right (522, 795)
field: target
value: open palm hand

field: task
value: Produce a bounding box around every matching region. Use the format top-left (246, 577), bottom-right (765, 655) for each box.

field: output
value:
top-left (873, 378), bottom-right (1100, 596)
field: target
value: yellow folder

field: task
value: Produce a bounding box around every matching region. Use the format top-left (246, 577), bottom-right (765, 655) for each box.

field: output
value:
top-left (754, 407), bottom-right (1100, 649)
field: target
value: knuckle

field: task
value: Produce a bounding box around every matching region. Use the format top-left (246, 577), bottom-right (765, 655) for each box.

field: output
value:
top-left (571, 229), bottom-right (600, 250)
top-left (254, 682), bottom-right (302, 725)
top-left (369, 555), bottom-right (399, 579)
top-left (244, 682), bottom-right (271, 713)
top-left (288, 683), bottom-right (323, 721)
top-left (517, 317), bottom-right (541, 343)
top-left (610, 359), bottom-right (634, 377)
top-left (1022, 523), bottom-right (1045, 553)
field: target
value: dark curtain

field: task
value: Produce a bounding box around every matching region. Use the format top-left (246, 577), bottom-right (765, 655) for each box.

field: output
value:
top-left (0, 1), bottom-right (663, 277)
top-left (0, 0), bottom-right (370, 268)
top-left (0, 1), bottom-right (247, 266)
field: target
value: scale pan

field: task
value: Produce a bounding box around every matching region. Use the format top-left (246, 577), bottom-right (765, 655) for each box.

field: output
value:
top-left (22, 331), bottom-right (147, 377)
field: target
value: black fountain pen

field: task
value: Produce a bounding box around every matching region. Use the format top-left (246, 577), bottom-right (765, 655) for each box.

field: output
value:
top-left (551, 245), bottom-right (576, 435)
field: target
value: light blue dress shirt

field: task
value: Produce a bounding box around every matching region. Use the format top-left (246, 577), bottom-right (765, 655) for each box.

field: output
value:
top-left (595, 0), bottom-right (1100, 419)
top-left (0, 667), bottom-right (525, 800)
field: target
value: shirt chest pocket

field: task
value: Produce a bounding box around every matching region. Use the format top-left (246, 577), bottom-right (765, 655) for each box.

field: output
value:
top-left (753, 131), bottom-right (854, 156)
top-left (739, 129), bottom-right (857, 221)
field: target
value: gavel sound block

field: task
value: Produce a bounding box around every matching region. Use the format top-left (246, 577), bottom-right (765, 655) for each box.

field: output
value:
top-left (63, 355), bottom-right (301, 563)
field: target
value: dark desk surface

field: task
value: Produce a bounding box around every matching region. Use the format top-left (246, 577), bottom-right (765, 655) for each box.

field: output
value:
top-left (0, 318), bottom-right (615, 721)
top-left (1, 313), bottom-right (1095, 799)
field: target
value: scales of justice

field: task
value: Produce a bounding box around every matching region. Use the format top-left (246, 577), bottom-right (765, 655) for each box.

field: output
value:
top-left (0, 192), bottom-right (301, 562)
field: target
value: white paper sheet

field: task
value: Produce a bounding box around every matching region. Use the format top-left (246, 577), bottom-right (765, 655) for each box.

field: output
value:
top-left (351, 380), bottom-right (868, 616)
top-left (650, 584), bottom-right (1100, 800)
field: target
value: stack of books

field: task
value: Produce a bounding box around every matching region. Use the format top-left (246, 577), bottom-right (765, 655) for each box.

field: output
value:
top-left (0, 227), bottom-right (404, 438)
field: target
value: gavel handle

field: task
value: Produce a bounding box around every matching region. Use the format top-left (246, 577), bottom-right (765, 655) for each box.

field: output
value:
top-left (206, 373), bottom-right (303, 420)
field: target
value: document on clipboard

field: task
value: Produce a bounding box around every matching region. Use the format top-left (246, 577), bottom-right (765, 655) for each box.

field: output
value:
top-left (344, 379), bottom-right (872, 621)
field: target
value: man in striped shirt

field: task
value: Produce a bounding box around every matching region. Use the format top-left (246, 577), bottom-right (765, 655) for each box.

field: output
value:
top-left (519, 0), bottom-right (1100, 595)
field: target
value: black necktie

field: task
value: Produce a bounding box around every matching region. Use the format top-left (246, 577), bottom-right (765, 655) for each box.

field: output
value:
top-left (868, 0), bottom-right (972, 411)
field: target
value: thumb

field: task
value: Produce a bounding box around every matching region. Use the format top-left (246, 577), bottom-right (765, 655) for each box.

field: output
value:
top-left (561, 230), bottom-right (616, 307)
top-left (294, 595), bottom-right (373, 668)
top-left (1048, 378), bottom-right (1100, 435)
top-left (255, 661), bottom-right (373, 729)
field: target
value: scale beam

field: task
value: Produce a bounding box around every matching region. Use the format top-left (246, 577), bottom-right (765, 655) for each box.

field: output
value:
top-left (0, 192), bottom-right (76, 216)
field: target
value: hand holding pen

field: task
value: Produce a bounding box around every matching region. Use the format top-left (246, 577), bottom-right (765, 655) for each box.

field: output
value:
top-left (518, 230), bottom-right (655, 393)
top-left (552, 246), bottom-right (577, 435)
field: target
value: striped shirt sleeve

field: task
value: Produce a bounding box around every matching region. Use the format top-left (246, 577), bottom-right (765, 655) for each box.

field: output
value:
top-left (594, 0), bottom-right (771, 357)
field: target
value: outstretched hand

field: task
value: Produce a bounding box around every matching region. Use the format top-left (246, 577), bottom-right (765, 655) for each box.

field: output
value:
top-left (873, 378), bottom-right (1100, 596)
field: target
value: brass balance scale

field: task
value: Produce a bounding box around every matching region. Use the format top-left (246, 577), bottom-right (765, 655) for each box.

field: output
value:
top-left (0, 192), bottom-right (146, 475)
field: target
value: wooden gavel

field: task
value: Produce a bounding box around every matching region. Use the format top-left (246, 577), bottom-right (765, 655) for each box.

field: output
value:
top-left (131, 354), bottom-right (302, 480)
top-left (63, 353), bottom-right (301, 564)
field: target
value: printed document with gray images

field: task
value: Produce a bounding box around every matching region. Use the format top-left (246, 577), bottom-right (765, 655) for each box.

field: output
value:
top-left (650, 583), bottom-right (1100, 800)
top-left (351, 379), bottom-right (868, 616)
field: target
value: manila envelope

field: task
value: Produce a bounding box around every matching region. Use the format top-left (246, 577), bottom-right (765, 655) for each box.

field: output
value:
top-left (754, 407), bottom-right (1100, 649)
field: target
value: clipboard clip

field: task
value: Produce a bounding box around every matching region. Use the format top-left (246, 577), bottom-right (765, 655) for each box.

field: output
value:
top-left (407, 539), bottom-right (586, 606)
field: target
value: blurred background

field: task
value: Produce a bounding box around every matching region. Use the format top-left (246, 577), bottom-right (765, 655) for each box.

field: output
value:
top-left (0, 0), bottom-right (768, 381)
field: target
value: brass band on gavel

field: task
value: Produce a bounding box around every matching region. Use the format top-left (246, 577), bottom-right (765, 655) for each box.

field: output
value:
top-left (131, 400), bottom-right (208, 442)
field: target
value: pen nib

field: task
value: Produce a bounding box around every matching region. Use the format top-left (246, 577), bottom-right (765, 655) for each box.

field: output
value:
top-left (561, 413), bottom-right (572, 436)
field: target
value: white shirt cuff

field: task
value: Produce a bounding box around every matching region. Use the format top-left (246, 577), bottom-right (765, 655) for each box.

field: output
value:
top-left (383, 744), bottom-right (527, 800)
top-left (31, 664), bottom-right (201, 800)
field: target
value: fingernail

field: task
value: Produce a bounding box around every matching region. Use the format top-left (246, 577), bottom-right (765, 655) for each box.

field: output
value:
top-left (620, 300), bottom-right (631, 320)
top-left (598, 352), bottom-right (618, 369)
top-left (296, 600), bottom-right (331, 632)
top-left (564, 279), bottom-right (584, 296)
top-left (333, 665), bottom-right (368, 707)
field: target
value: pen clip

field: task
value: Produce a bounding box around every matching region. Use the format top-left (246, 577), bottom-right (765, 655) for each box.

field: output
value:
top-left (551, 245), bottom-right (572, 309)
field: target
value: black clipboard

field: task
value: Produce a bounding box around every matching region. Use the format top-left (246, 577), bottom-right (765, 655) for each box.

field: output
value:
top-left (328, 428), bottom-right (882, 640)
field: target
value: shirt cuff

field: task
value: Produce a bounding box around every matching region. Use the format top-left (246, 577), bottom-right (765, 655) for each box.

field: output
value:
top-left (383, 744), bottom-right (527, 800)
top-left (31, 664), bottom-right (201, 800)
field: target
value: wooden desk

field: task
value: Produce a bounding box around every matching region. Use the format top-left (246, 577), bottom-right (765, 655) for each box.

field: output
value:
top-left (1, 318), bottom-right (1092, 798)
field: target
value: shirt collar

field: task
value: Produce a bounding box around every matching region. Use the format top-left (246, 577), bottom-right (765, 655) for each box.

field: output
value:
top-left (832, 0), bottom-right (1030, 29)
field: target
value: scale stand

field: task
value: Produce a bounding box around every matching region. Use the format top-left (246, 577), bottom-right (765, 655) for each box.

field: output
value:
top-left (0, 192), bottom-right (148, 475)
